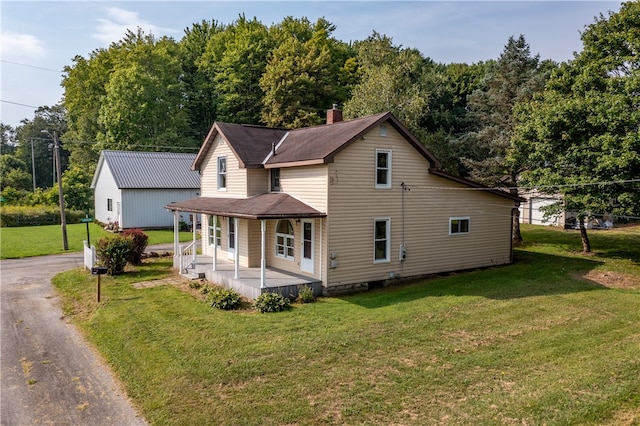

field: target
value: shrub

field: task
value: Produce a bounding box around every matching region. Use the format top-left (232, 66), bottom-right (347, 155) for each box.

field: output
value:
top-left (122, 229), bottom-right (148, 264)
top-left (0, 204), bottom-right (86, 227)
top-left (95, 234), bottom-right (133, 275)
top-left (199, 284), bottom-right (215, 295)
top-left (208, 288), bottom-right (242, 310)
top-left (253, 292), bottom-right (290, 313)
top-left (297, 285), bottom-right (316, 303)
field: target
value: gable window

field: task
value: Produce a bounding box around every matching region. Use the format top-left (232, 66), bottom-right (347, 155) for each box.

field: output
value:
top-left (275, 219), bottom-right (294, 260)
top-left (374, 218), bottom-right (390, 263)
top-left (208, 215), bottom-right (221, 247)
top-left (217, 156), bottom-right (227, 190)
top-left (449, 217), bottom-right (470, 235)
top-left (375, 149), bottom-right (392, 189)
top-left (270, 168), bottom-right (281, 192)
top-left (107, 198), bottom-right (113, 212)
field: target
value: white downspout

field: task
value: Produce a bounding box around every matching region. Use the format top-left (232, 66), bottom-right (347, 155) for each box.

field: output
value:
top-left (234, 217), bottom-right (239, 279)
top-left (319, 218), bottom-right (323, 283)
top-left (260, 219), bottom-right (266, 288)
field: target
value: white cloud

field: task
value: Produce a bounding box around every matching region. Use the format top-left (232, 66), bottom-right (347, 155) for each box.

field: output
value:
top-left (0, 31), bottom-right (46, 59)
top-left (93, 7), bottom-right (178, 45)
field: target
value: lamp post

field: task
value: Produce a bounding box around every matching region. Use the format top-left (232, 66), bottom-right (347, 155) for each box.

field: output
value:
top-left (42, 130), bottom-right (68, 250)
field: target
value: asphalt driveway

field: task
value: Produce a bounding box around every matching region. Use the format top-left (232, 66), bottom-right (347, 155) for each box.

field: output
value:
top-left (1, 252), bottom-right (147, 425)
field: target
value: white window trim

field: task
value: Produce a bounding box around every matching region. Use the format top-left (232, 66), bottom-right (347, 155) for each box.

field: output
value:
top-left (275, 220), bottom-right (295, 261)
top-left (449, 217), bottom-right (470, 235)
top-left (270, 168), bottom-right (281, 192)
top-left (208, 215), bottom-right (221, 247)
top-left (375, 149), bottom-right (392, 189)
top-left (373, 217), bottom-right (391, 264)
top-left (217, 156), bottom-right (227, 191)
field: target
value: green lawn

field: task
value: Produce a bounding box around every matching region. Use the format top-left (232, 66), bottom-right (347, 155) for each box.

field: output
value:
top-left (0, 223), bottom-right (195, 258)
top-left (52, 225), bottom-right (640, 425)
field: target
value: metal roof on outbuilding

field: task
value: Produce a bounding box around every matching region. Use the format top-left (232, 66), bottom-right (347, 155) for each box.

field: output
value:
top-left (91, 150), bottom-right (201, 189)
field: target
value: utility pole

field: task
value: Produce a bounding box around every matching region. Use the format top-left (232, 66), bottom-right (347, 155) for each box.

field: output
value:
top-left (30, 138), bottom-right (36, 192)
top-left (54, 131), bottom-right (68, 250)
top-left (43, 130), bottom-right (68, 250)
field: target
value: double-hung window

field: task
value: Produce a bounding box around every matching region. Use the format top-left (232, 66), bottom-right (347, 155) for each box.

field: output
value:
top-left (270, 168), bottom-right (281, 192)
top-left (217, 156), bottom-right (227, 190)
top-left (375, 149), bottom-right (392, 188)
top-left (449, 217), bottom-right (470, 235)
top-left (373, 218), bottom-right (390, 263)
top-left (208, 215), bottom-right (221, 247)
top-left (107, 198), bottom-right (113, 212)
top-left (275, 220), bottom-right (294, 260)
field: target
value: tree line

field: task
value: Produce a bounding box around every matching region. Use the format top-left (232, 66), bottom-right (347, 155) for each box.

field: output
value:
top-left (1, 4), bottom-right (638, 250)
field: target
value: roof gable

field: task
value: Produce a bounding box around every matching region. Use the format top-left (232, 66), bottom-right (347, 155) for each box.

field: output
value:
top-left (193, 112), bottom-right (442, 171)
top-left (91, 150), bottom-right (200, 189)
top-left (193, 123), bottom-right (287, 170)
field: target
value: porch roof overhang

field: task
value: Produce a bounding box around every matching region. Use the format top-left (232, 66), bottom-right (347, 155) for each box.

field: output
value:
top-left (165, 193), bottom-right (326, 220)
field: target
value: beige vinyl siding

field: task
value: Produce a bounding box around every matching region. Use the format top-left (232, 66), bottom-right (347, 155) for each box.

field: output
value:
top-left (248, 169), bottom-right (268, 195)
top-left (326, 122), bottom-right (513, 288)
top-left (200, 135), bottom-right (248, 198)
top-left (280, 165), bottom-right (328, 211)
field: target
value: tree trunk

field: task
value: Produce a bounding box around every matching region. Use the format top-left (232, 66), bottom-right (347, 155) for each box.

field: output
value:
top-left (579, 216), bottom-right (591, 253)
top-left (512, 207), bottom-right (523, 245)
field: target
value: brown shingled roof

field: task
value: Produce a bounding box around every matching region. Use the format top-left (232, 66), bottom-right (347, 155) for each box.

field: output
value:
top-left (166, 193), bottom-right (326, 220)
top-left (193, 123), bottom-right (286, 171)
top-left (192, 112), bottom-right (442, 171)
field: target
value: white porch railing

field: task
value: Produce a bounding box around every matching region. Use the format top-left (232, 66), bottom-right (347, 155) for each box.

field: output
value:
top-left (179, 241), bottom-right (197, 273)
top-left (83, 240), bottom-right (95, 270)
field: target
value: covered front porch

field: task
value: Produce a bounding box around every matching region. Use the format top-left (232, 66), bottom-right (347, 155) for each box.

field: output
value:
top-left (178, 249), bottom-right (322, 300)
top-left (166, 193), bottom-right (327, 300)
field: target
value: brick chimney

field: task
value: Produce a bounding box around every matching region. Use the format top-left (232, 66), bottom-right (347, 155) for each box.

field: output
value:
top-left (326, 104), bottom-right (343, 124)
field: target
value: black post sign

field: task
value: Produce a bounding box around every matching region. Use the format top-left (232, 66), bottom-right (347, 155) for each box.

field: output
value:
top-left (81, 216), bottom-right (93, 246)
top-left (91, 266), bottom-right (108, 302)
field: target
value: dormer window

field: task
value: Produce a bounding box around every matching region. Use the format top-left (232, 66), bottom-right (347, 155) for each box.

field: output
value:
top-left (375, 149), bottom-right (392, 189)
top-left (270, 168), bottom-right (281, 192)
top-left (217, 156), bottom-right (227, 190)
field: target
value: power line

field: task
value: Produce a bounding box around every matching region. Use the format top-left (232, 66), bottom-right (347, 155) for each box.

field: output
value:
top-left (1, 99), bottom-right (40, 109)
top-left (1, 60), bottom-right (62, 73)
top-left (406, 178), bottom-right (640, 192)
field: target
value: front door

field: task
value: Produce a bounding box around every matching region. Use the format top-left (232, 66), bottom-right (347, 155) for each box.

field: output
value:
top-left (301, 220), bottom-right (314, 274)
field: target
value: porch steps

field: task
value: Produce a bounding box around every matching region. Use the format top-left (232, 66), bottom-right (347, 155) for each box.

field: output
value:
top-left (181, 271), bottom-right (205, 280)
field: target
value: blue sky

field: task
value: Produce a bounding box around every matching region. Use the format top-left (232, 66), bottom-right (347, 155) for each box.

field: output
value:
top-left (0, 1), bottom-right (622, 129)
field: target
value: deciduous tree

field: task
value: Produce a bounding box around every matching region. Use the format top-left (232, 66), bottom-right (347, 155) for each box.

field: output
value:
top-left (512, 2), bottom-right (640, 252)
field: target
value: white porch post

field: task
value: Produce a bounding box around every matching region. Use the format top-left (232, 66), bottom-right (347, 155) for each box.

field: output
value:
top-left (234, 217), bottom-right (239, 279)
top-left (173, 211), bottom-right (180, 257)
top-left (260, 219), bottom-right (266, 288)
top-left (212, 215), bottom-right (217, 272)
top-left (192, 214), bottom-right (197, 265)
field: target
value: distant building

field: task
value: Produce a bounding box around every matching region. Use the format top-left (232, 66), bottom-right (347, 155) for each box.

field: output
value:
top-left (91, 150), bottom-right (200, 229)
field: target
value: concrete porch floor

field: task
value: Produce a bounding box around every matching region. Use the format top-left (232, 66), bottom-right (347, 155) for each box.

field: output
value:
top-left (182, 254), bottom-right (322, 300)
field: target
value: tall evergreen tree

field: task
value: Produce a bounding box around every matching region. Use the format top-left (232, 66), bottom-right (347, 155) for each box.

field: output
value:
top-left (461, 35), bottom-right (553, 243)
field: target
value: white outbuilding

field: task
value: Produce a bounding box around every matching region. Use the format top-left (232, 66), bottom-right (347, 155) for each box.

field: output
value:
top-left (91, 150), bottom-right (200, 230)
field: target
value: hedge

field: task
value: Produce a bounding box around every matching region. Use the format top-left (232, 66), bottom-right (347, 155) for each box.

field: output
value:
top-left (0, 205), bottom-right (88, 227)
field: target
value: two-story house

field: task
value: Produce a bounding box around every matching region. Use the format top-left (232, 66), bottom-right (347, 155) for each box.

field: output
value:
top-left (166, 109), bottom-right (523, 299)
